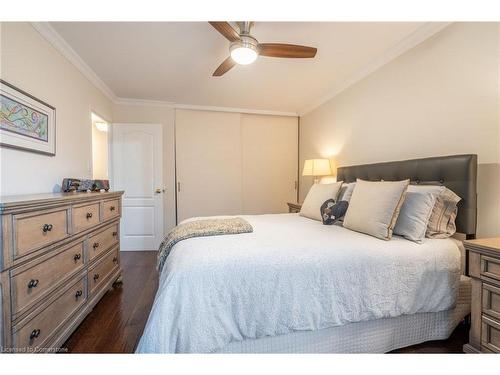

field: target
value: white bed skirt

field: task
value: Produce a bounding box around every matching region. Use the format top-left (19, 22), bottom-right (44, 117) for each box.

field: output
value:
top-left (218, 275), bottom-right (471, 353)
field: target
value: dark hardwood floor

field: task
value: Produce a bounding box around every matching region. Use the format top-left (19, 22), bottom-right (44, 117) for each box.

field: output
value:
top-left (64, 251), bottom-right (158, 353)
top-left (64, 251), bottom-right (468, 353)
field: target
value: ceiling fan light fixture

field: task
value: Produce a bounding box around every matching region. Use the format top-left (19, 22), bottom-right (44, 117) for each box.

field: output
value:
top-left (229, 35), bottom-right (259, 65)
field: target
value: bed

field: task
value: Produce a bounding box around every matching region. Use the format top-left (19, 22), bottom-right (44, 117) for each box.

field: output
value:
top-left (136, 154), bottom-right (477, 353)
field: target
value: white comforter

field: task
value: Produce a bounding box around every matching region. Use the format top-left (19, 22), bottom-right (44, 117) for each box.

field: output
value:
top-left (136, 213), bottom-right (461, 353)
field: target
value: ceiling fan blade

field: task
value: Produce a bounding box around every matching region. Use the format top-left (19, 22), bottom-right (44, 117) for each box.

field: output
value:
top-left (213, 57), bottom-right (237, 76)
top-left (258, 43), bottom-right (317, 58)
top-left (209, 22), bottom-right (240, 42)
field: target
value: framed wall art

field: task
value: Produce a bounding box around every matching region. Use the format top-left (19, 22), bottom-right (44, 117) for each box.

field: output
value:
top-left (0, 79), bottom-right (56, 155)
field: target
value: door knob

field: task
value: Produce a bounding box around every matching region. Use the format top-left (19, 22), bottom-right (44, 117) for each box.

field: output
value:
top-left (155, 188), bottom-right (165, 194)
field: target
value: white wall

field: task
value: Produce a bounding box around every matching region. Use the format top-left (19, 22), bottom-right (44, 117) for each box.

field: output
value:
top-left (0, 23), bottom-right (113, 195)
top-left (300, 23), bottom-right (500, 237)
top-left (112, 103), bottom-right (176, 233)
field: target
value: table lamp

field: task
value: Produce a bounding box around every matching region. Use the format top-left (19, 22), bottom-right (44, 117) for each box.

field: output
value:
top-left (302, 159), bottom-right (332, 184)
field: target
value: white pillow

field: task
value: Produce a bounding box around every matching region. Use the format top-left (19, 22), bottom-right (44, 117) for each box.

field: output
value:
top-left (393, 190), bottom-right (437, 243)
top-left (343, 179), bottom-right (409, 240)
top-left (300, 182), bottom-right (343, 221)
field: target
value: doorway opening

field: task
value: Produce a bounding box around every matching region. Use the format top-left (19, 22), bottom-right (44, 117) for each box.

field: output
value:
top-left (91, 112), bottom-right (109, 180)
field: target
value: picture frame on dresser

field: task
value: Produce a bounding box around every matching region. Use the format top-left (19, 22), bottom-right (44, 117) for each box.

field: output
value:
top-left (0, 191), bottom-right (123, 353)
top-left (0, 79), bottom-right (56, 156)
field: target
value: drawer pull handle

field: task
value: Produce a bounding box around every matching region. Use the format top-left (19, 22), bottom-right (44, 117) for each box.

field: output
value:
top-left (28, 279), bottom-right (39, 289)
top-left (86, 212), bottom-right (93, 219)
top-left (112, 256), bottom-right (118, 264)
top-left (112, 231), bottom-right (118, 237)
top-left (30, 329), bottom-right (41, 340)
top-left (75, 290), bottom-right (83, 299)
top-left (73, 253), bottom-right (81, 262)
top-left (94, 273), bottom-right (100, 281)
top-left (93, 242), bottom-right (99, 249)
top-left (110, 206), bottom-right (116, 211)
top-left (42, 224), bottom-right (53, 233)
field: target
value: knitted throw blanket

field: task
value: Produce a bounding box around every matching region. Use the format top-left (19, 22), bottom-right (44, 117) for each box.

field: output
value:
top-left (157, 218), bottom-right (253, 272)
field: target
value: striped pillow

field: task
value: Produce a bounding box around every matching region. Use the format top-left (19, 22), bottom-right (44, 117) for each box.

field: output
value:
top-left (426, 188), bottom-right (461, 238)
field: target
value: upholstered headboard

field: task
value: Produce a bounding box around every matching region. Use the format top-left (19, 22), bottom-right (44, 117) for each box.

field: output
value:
top-left (336, 154), bottom-right (478, 237)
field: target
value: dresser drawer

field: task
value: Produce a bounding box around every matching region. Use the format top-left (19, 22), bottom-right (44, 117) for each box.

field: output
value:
top-left (13, 208), bottom-right (70, 259)
top-left (89, 247), bottom-right (119, 295)
top-left (102, 199), bottom-right (120, 221)
top-left (483, 282), bottom-right (500, 321)
top-left (88, 223), bottom-right (119, 261)
top-left (72, 202), bottom-right (100, 233)
top-left (11, 240), bottom-right (85, 317)
top-left (481, 315), bottom-right (500, 353)
top-left (481, 255), bottom-right (500, 284)
top-left (13, 276), bottom-right (86, 349)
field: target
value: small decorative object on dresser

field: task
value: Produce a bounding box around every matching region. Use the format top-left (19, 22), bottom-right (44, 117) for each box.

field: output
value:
top-left (287, 202), bottom-right (302, 213)
top-left (463, 238), bottom-right (500, 353)
top-left (61, 178), bottom-right (110, 193)
top-left (0, 191), bottom-right (124, 352)
top-left (92, 179), bottom-right (110, 192)
top-left (61, 178), bottom-right (81, 192)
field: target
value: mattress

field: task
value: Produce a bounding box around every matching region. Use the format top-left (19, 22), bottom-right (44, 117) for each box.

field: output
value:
top-left (137, 213), bottom-right (463, 353)
top-left (219, 275), bottom-right (471, 353)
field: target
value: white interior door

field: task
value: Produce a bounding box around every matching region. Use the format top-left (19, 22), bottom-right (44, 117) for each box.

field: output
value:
top-left (241, 114), bottom-right (298, 214)
top-left (111, 123), bottom-right (164, 251)
top-left (175, 110), bottom-right (242, 222)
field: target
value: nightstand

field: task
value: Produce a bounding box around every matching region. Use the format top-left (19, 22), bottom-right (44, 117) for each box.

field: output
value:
top-left (287, 202), bottom-right (302, 213)
top-left (463, 238), bottom-right (500, 353)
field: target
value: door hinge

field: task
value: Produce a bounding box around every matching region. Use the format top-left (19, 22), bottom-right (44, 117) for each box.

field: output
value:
top-left (177, 182), bottom-right (181, 192)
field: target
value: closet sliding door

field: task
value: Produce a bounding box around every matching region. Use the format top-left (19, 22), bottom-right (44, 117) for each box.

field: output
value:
top-left (241, 114), bottom-right (298, 214)
top-left (175, 110), bottom-right (242, 222)
top-left (176, 109), bottom-right (298, 222)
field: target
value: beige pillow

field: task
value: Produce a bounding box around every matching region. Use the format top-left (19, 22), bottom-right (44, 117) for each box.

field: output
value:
top-left (426, 188), bottom-right (461, 238)
top-left (343, 179), bottom-right (409, 240)
top-left (300, 182), bottom-right (343, 221)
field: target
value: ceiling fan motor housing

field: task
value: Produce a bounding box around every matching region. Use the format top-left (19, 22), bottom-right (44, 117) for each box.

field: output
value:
top-left (230, 35), bottom-right (260, 55)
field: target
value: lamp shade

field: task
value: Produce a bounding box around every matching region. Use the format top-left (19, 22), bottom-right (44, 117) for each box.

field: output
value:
top-left (302, 159), bottom-right (332, 177)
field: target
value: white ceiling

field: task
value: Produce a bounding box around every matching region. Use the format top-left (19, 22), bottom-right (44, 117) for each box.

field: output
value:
top-left (50, 22), bottom-right (429, 114)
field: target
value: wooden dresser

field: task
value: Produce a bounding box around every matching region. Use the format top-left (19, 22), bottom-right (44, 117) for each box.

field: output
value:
top-left (463, 238), bottom-right (500, 353)
top-left (0, 191), bottom-right (124, 353)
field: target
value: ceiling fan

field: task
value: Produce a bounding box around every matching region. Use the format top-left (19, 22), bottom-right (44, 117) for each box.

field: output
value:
top-left (209, 21), bottom-right (317, 76)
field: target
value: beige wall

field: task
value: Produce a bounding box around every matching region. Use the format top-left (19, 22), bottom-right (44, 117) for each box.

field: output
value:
top-left (112, 103), bottom-right (176, 232)
top-left (300, 23), bottom-right (500, 237)
top-left (0, 22), bottom-right (113, 195)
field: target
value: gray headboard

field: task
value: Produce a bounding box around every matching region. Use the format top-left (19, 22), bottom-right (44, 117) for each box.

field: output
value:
top-left (336, 154), bottom-right (478, 237)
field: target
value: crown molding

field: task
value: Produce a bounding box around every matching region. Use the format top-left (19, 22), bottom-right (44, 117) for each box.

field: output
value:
top-left (31, 22), bottom-right (117, 102)
top-left (114, 99), bottom-right (297, 116)
top-left (174, 103), bottom-right (298, 117)
top-left (298, 22), bottom-right (452, 116)
top-left (114, 97), bottom-right (175, 107)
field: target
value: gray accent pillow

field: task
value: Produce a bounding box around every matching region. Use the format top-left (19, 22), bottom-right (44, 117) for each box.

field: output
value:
top-left (338, 182), bottom-right (356, 203)
top-left (406, 185), bottom-right (461, 238)
top-left (426, 188), bottom-right (461, 238)
top-left (343, 179), bottom-right (409, 240)
top-left (393, 190), bottom-right (438, 243)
